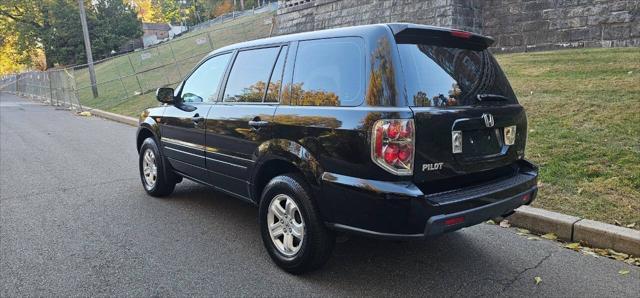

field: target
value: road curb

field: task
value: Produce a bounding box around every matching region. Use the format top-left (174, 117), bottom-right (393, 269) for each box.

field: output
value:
top-left (573, 219), bottom-right (640, 257)
top-left (508, 206), bottom-right (580, 241)
top-left (509, 206), bottom-right (640, 256)
top-left (86, 108), bottom-right (138, 126)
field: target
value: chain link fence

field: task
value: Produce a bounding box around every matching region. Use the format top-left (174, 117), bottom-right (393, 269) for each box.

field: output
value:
top-left (0, 6), bottom-right (277, 116)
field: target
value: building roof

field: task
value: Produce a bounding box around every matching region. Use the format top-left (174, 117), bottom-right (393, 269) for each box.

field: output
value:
top-left (142, 23), bottom-right (171, 31)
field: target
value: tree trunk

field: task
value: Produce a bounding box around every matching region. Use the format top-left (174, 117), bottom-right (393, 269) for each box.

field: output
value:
top-left (44, 49), bottom-right (55, 69)
top-left (240, 0), bottom-right (244, 10)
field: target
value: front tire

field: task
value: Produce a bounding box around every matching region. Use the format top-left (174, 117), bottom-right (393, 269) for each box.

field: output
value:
top-left (139, 137), bottom-right (176, 197)
top-left (259, 173), bottom-right (335, 274)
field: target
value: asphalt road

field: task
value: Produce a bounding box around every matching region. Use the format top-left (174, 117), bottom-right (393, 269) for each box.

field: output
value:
top-left (1, 92), bottom-right (638, 297)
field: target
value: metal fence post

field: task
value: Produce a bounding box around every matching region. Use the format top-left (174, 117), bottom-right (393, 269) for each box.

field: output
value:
top-left (128, 54), bottom-right (144, 94)
top-left (114, 59), bottom-right (130, 100)
top-left (67, 67), bottom-right (83, 112)
top-left (207, 32), bottom-right (215, 51)
top-left (157, 46), bottom-right (172, 86)
top-left (169, 43), bottom-right (182, 79)
top-left (47, 71), bottom-right (54, 106)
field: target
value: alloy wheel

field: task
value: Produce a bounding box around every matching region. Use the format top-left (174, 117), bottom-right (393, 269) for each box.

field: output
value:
top-left (267, 194), bottom-right (305, 256)
top-left (142, 148), bottom-right (158, 189)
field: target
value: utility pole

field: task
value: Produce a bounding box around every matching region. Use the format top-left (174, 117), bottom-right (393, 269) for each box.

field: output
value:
top-left (78, 0), bottom-right (98, 98)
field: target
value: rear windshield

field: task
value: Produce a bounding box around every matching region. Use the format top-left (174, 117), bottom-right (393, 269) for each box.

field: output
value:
top-left (397, 44), bottom-right (516, 107)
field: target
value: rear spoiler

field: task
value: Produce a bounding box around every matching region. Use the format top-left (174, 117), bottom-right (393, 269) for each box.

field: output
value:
top-left (388, 23), bottom-right (494, 51)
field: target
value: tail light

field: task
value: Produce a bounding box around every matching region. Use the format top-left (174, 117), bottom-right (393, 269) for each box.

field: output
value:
top-left (371, 119), bottom-right (415, 175)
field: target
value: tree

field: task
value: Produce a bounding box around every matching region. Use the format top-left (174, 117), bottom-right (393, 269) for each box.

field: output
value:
top-left (0, 34), bottom-right (45, 74)
top-left (0, 0), bottom-right (141, 68)
top-left (213, 0), bottom-right (233, 17)
top-left (0, 0), bottom-right (54, 67)
top-left (151, 0), bottom-right (181, 23)
top-left (131, 0), bottom-right (155, 22)
top-left (92, 0), bottom-right (142, 59)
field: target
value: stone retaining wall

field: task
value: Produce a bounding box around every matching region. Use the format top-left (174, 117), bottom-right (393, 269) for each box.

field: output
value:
top-left (276, 0), bottom-right (639, 52)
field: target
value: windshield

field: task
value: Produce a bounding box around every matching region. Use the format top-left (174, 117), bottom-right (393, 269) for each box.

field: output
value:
top-left (398, 44), bottom-right (516, 107)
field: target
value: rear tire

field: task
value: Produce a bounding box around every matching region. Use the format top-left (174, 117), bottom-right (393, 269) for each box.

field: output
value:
top-left (259, 173), bottom-right (334, 274)
top-left (139, 137), bottom-right (176, 197)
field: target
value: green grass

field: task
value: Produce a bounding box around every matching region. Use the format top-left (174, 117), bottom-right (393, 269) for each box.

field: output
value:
top-left (74, 11), bottom-right (275, 112)
top-left (496, 48), bottom-right (640, 228)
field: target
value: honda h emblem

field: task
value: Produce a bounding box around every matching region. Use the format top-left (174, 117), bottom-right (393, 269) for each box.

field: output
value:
top-left (482, 113), bottom-right (495, 128)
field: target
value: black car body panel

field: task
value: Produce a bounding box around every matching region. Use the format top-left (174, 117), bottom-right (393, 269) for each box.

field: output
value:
top-left (136, 23), bottom-right (538, 240)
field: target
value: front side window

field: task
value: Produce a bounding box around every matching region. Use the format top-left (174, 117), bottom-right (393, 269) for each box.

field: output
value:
top-left (181, 53), bottom-right (231, 103)
top-left (291, 37), bottom-right (365, 106)
top-left (223, 47), bottom-right (280, 103)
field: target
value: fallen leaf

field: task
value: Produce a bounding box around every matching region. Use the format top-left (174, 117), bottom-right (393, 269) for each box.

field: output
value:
top-left (499, 220), bottom-right (511, 228)
top-left (564, 243), bottom-right (581, 251)
top-left (486, 219), bottom-right (496, 225)
top-left (577, 188), bottom-right (583, 194)
top-left (618, 270), bottom-right (630, 275)
top-left (517, 228), bottom-right (530, 234)
top-left (527, 236), bottom-right (540, 241)
top-left (78, 111), bottom-right (92, 117)
top-left (626, 223), bottom-right (636, 228)
top-left (541, 233), bottom-right (558, 240)
top-left (582, 251), bottom-right (600, 258)
top-left (534, 276), bottom-right (542, 285)
top-left (608, 249), bottom-right (629, 259)
top-left (614, 220), bottom-right (621, 226)
top-left (624, 258), bottom-right (635, 265)
top-left (595, 248), bottom-right (610, 256)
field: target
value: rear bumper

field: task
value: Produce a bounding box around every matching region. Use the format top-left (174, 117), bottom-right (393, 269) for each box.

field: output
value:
top-left (321, 160), bottom-right (538, 240)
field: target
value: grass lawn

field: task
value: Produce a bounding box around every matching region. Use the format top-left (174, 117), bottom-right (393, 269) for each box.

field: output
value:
top-left (496, 48), bottom-right (639, 229)
top-left (92, 44), bottom-right (639, 228)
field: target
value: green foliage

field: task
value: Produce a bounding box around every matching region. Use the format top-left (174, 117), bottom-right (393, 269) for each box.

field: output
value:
top-left (0, 0), bottom-right (46, 69)
top-left (0, 0), bottom-right (141, 68)
top-left (92, 0), bottom-right (142, 60)
top-left (44, 0), bottom-right (86, 65)
top-left (151, 0), bottom-right (181, 23)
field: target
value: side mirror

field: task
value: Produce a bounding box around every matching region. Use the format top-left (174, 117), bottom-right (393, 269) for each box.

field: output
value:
top-left (156, 87), bottom-right (176, 104)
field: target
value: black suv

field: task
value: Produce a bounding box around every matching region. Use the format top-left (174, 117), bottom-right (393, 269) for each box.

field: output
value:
top-left (136, 23), bottom-right (538, 273)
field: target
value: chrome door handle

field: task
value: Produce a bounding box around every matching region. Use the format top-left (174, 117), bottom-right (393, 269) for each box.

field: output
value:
top-left (248, 120), bottom-right (269, 128)
top-left (192, 113), bottom-right (204, 124)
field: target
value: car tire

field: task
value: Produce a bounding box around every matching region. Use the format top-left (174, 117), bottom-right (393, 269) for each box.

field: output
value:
top-left (139, 137), bottom-right (176, 197)
top-left (259, 173), bottom-right (335, 274)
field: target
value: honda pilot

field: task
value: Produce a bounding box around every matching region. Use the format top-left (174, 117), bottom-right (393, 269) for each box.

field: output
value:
top-left (136, 23), bottom-right (539, 273)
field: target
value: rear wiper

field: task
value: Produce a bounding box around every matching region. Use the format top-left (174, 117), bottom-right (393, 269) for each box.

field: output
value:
top-left (476, 94), bottom-right (510, 102)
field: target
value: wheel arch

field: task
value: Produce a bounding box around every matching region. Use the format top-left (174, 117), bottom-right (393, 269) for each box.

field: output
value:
top-left (136, 120), bottom-right (161, 152)
top-left (250, 139), bottom-right (324, 204)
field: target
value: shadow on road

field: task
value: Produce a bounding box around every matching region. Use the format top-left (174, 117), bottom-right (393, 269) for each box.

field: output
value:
top-left (157, 181), bottom-right (514, 295)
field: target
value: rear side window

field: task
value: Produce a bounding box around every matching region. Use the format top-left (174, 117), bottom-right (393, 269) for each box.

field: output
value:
top-left (223, 47), bottom-right (280, 103)
top-left (398, 44), bottom-right (516, 107)
top-left (291, 37), bottom-right (365, 106)
top-left (181, 53), bottom-right (231, 103)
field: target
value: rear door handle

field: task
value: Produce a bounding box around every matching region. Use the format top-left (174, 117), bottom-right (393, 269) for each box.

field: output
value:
top-left (248, 120), bottom-right (269, 128)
